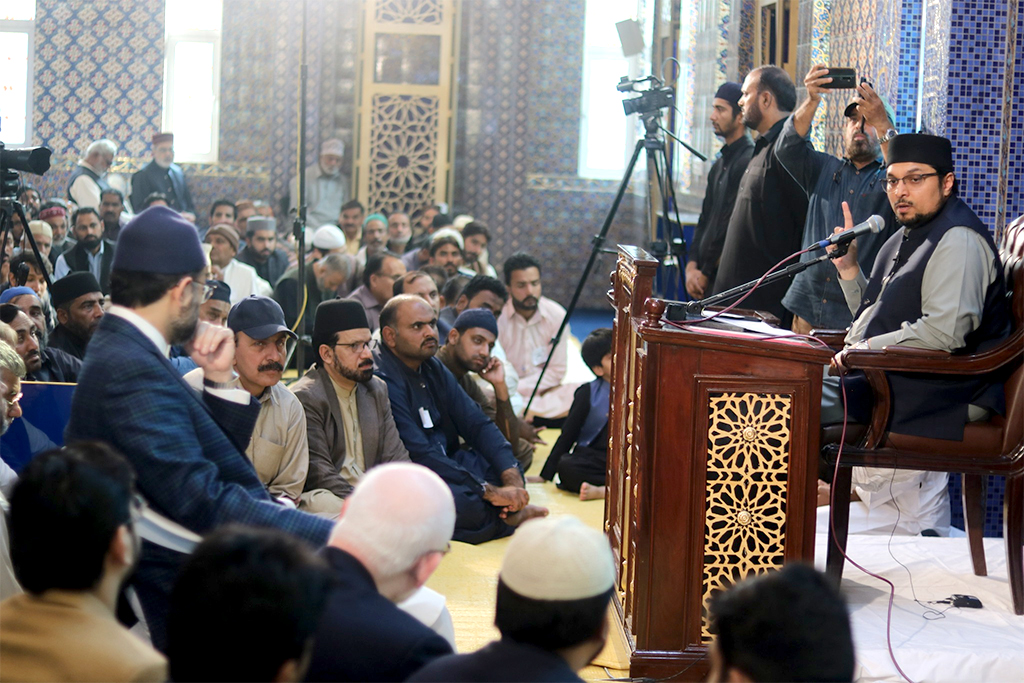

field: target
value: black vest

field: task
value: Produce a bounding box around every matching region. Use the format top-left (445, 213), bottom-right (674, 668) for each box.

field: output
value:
top-left (65, 240), bottom-right (116, 295)
top-left (854, 196), bottom-right (1011, 439)
top-left (66, 165), bottom-right (110, 202)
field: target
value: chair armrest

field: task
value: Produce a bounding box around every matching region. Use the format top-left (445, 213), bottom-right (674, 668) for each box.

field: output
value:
top-left (840, 331), bottom-right (1022, 375)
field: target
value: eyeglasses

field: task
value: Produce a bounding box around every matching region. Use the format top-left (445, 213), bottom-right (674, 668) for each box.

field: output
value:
top-left (884, 172), bottom-right (940, 192)
top-left (334, 340), bottom-right (372, 354)
top-left (194, 280), bottom-right (214, 303)
top-left (129, 493), bottom-right (147, 525)
top-left (2, 391), bottom-right (22, 411)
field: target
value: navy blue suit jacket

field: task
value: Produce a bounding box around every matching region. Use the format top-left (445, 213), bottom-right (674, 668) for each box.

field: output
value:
top-left (66, 314), bottom-right (332, 645)
top-left (130, 161), bottom-right (195, 214)
top-left (305, 547), bottom-right (453, 682)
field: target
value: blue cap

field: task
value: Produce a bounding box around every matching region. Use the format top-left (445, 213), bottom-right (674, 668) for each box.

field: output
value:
top-left (113, 206), bottom-right (206, 274)
top-left (208, 280), bottom-right (232, 305)
top-left (714, 82), bottom-right (742, 106)
top-left (0, 287), bottom-right (36, 304)
top-left (228, 296), bottom-right (297, 340)
top-left (453, 307), bottom-right (498, 337)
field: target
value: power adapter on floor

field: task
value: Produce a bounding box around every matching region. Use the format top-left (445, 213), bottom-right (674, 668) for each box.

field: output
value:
top-left (935, 594), bottom-right (984, 609)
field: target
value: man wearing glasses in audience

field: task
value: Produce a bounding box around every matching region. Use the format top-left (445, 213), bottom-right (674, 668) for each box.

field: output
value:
top-left (291, 300), bottom-right (410, 517)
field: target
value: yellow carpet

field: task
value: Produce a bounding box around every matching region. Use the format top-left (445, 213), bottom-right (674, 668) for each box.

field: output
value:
top-left (425, 428), bottom-right (631, 681)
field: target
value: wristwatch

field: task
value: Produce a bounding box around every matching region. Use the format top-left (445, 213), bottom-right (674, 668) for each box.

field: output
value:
top-left (203, 376), bottom-right (236, 390)
top-left (878, 128), bottom-right (899, 144)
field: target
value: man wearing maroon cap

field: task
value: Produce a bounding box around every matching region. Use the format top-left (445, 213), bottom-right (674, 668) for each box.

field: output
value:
top-left (130, 133), bottom-right (196, 221)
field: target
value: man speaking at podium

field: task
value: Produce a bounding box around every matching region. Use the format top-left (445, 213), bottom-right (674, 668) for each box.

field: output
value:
top-left (822, 134), bottom-right (1010, 533)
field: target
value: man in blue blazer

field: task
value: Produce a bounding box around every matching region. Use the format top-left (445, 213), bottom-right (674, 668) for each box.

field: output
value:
top-left (129, 133), bottom-right (196, 221)
top-left (65, 206), bottom-right (333, 649)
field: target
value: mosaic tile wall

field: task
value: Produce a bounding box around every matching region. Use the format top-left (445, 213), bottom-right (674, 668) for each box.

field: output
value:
top-left (26, 0), bottom-right (356, 229)
top-left (452, 0), bottom-right (647, 310)
top-left (896, 0), bottom-right (923, 134)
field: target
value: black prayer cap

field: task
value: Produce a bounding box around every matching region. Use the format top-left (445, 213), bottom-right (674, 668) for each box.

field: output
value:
top-left (208, 280), bottom-right (231, 305)
top-left (50, 272), bottom-right (101, 308)
top-left (714, 82), bottom-right (742, 106)
top-left (113, 206), bottom-right (207, 274)
top-left (312, 299), bottom-right (369, 362)
top-left (887, 133), bottom-right (954, 170)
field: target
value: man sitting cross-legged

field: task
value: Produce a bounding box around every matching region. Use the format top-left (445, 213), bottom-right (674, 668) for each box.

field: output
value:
top-left (437, 308), bottom-right (534, 471)
top-left (185, 296), bottom-right (309, 508)
top-left (291, 299), bottom-right (410, 517)
top-left (373, 295), bottom-right (547, 544)
top-left (305, 463), bottom-right (455, 681)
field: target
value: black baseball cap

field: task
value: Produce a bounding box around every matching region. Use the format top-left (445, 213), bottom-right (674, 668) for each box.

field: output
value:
top-left (227, 296), bottom-right (297, 340)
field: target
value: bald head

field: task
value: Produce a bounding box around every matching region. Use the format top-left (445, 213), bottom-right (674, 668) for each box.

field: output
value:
top-left (329, 463), bottom-right (455, 580)
top-left (380, 295), bottom-right (440, 369)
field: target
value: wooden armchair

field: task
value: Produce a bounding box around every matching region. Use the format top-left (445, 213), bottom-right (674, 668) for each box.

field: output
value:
top-left (820, 215), bottom-right (1024, 614)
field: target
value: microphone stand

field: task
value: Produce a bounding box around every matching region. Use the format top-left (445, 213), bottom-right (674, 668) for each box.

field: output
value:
top-left (293, 0), bottom-right (309, 376)
top-left (680, 244), bottom-right (848, 316)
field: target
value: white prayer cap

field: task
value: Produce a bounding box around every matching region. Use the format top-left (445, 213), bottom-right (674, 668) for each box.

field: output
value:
top-left (452, 214), bottom-right (474, 231)
top-left (313, 225), bottom-right (347, 250)
top-left (499, 515), bottom-right (615, 601)
top-left (320, 138), bottom-right (345, 157)
top-left (431, 227), bottom-right (464, 250)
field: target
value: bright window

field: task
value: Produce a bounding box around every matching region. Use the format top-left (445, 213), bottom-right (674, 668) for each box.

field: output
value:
top-left (162, 0), bottom-right (222, 163)
top-left (0, 0), bottom-right (36, 147)
top-left (578, 1), bottom-right (635, 180)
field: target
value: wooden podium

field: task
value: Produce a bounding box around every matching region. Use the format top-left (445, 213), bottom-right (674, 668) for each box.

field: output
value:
top-left (605, 246), bottom-right (833, 680)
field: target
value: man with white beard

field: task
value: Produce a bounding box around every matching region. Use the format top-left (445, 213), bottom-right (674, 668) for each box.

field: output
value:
top-left (130, 133), bottom-right (196, 221)
top-left (290, 139), bottom-right (351, 228)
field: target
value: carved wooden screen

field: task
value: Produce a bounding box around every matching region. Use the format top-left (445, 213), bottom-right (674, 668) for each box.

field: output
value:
top-left (355, 0), bottom-right (458, 214)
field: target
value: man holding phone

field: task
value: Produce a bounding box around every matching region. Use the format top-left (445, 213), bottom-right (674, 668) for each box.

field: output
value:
top-left (776, 64), bottom-right (900, 333)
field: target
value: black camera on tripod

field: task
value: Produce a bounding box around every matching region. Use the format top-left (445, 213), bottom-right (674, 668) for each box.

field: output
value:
top-left (1, 141), bottom-right (51, 200)
top-left (618, 75), bottom-right (675, 116)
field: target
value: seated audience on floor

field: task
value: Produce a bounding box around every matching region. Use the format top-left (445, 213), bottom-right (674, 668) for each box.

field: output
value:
top-left (167, 526), bottom-right (332, 683)
top-left (374, 295), bottom-right (546, 544)
top-left (305, 463), bottom-right (455, 681)
top-left (356, 213), bottom-right (388, 272)
top-left (706, 564), bottom-right (854, 683)
top-left (1, 287), bottom-right (50, 344)
top-left (185, 296), bottom-right (309, 508)
top-left (99, 189), bottom-right (127, 242)
top-left (5, 253), bottom-right (54, 332)
top-left (338, 199), bottom-right (366, 256)
top-left (198, 280), bottom-right (232, 327)
top-left (439, 274), bottom-right (508, 328)
top-left (205, 223), bottom-right (273, 303)
top-left (0, 304), bottom-right (80, 383)
top-left (234, 198), bottom-right (257, 235)
top-left (1, 443), bottom-right (167, 682)
top-left (441, 274), bottom-right (471, 317)
top-left (410, 515), bottom-right (614, 682)
top-left (275, 252), bottom-right (351, 346)
top-left (47, 272), bottom-right (104, 361)
top-left (819, 134), bottom-right (1011, 537)
top-left (308, 224), bottom-right (348, 261)
top-left (292, 300), bottom-right (410, 516)
top-left (437, 308), bottom-right (534, 471)
top-left (540, 328), bottom-right (612, 500)
top-left (394, 270), bottom-right (450, 337)
top-left (461, 222), bottom-right (498, 277)
top-left (18, 186), bottom-right (40, 219)
top-left (65, 206), bottom-right (334, 648)
top-left (55, 207), bottom-right (115, 294)
top-left (420, 264), bottom-right (449, 296)
top-left (429, 229), bottom-right (467, 278)
top-left (498, 252), bottom-right (577, 421)
top-left (23, 221), bottom-right (52, 262)
top-left (387, 211), bottom-right (413, 253)
top-left (346, 251), bottom-right (407, 332)
top-left (208, 198), bottom-right (236, 230)
top-left (238, 216), bottom-right (291, 287)
top-left (403, 212), bottom-right (450, 271)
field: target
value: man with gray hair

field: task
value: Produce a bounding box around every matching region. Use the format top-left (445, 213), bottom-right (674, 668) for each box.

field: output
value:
top-left (304, 463), bottom-right (455, 681)
top-left (275, 252), bottom-right (352, 344)
top-left (0, 339), bottom-right (25, 495)
top-left (67, 139), bottom-right (117, 210)
top-left (290, 139), bottom-right (351, 228)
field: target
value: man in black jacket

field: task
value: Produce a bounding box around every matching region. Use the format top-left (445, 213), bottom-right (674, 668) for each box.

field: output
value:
top-left (53, 208), bottom-right (115, 295)
top-left (47, 272), bottom-right (104, 361)
top-left (305, 463), bottom-right (455, 682)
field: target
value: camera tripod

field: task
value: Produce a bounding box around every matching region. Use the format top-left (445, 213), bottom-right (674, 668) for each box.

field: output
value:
top-left (523, 109), bottom-right (705, 415)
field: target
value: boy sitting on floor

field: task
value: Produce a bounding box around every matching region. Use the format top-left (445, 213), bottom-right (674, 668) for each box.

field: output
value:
top-left (539, 328), bottom-right (612, 500)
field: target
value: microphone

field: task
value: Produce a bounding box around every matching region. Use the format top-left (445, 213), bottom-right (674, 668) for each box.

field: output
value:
top-left (814, 215), bottom-right (885, 250)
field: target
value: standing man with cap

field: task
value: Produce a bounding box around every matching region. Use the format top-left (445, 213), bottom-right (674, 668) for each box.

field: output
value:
top-left (130, 133), bottom-right (196, 221)
top-left (47, 272), bottom-right (104, 361)
top-left (291, 299), bottom-right (410, 516)
top-left (685, 82), bottom-right (755, 299)
top-left (777, 65), bottom-right (899, 333)
top-left (67, 139), bottom-right (117, 210)
top-left (237, 216), bottom-right (291, 287)
top-left (712, 66), bottom-right (809, 324)
top-left (410, 515), bottom-right (615, 682)
top-left (204, 223), bottom-right (273, 304)
top-left (820, 134), bottom-right (1011, 535)
top-left (65, 206), bottom-right (334, 648)
top-left (290, 139), bottom-right (351, 228)
top-left (185, 296), bottom-right (310, 509)
top-left (374, 295), bottom-right (547, 545)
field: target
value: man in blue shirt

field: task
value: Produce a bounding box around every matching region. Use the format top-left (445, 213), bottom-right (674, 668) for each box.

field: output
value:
top-left (777, 64), bottom-right (900, 332)
top-left (373, 295), bottom-right (548, 544)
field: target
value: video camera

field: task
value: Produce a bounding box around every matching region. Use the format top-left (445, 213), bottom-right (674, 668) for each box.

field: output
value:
top-left (618, 75), bottom-right (675, 116)
top-left (0, 141), bottom-right (51, 200)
